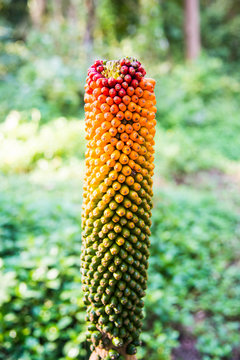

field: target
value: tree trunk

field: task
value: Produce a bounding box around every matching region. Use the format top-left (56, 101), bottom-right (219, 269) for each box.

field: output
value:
top-left (29, 0), bottom-right (46, 28)
top-left (184, 0), bottom-right (201, 60)
top-left (84, 0), bottom-right (96, 63)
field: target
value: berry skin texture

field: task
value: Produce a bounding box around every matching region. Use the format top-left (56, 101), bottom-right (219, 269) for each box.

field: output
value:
top-left (81, 57), bottom-right (156, 359)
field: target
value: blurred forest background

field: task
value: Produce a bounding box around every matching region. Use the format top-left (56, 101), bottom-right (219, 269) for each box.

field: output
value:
top-left (1, 0), bottom-right (240, 359)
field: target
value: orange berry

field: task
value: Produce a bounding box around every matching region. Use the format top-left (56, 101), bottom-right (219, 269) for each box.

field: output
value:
top-left (101, 121), bottom-right (111, 130)
top-left (100, 103), bottom-right (110, 113)
top-left (118, 124), bottom-right (125, 133)
top-left (122, 145), bottom-right (131, 155)
top-left (116, 111), bottom-right (124, 121)
top-left (116, 141), bottom-right (124, 150)
top-left (110, 137), bottom-right (118, 146)
top-left (125, 124), bottom-right (133, 134)
top-left (109, 127), bottom-right (118, 137)
top-left (122, 165), bottom-right (132, 176)
top-left (135, 87), bottom-right (143, 97)
top-left (130, 131), bottom-right (139, 141)
top-left (128, 102), bottom-right (137, 112)
top-left (126, 139), bottom-right (133, 148)
top-left (138, 98), bottom-right (146, 107)
top-left (106, 96), bottom-right (114, 106)
top-left (120, 185), bottom-right (129, 196)
top-left (129, 151), bottom-right (138, 160)
top-left (119, 103), bottom-right (127, 112)
top-left (132, 113), bottom-right (140, 123)
top-left (104, 144), bottom-right (114, 154)
top-left (119, 154), bottom-right (129, 165)
top-left (118, 174), bottom-right (126, 183)
top-left (125, 110), bottom-right (132, 121)
top-left (132, 95), bottom-right (139, 103)
top-left (111, 150), bottom-right (121, 160)
top-left (110, 104), bottom-right (119, 114)
top-left (114, 162), bottom-right (122, 172)
top-left (107, 159), bottom-right (116, 167)
top-left (120, 133), bottom-right (129, 142)
top-left (126, 176), bottom-right (134, 186)
top-left (111, 118), bottom-right (121, 127)
top-left (113, 181), bottom-right (121, 191)
top-left (122, 95), bottom-right (131, 105)
top-left (127, 86), bottom-right (134, 96)
top-left (115, 194), bottom-right (124, 203)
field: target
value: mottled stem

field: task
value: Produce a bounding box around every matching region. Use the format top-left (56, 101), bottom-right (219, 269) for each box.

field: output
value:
top-left (90, 347), bottom-right (137, 360)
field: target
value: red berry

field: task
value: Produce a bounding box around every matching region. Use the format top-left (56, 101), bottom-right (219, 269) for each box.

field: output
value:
top-left (120, 59), bottom-right (125, 66)
top-left (101, 87), bottom-right (109, 96)
top-left (121, 66), bottom-right (128, 75)
top-left (116, 76), bottom-right (123, 84)
top-left (122, 82), bottom-right (129, 89)
top-left (94, 60), bottom-right (102, 67)
top-left (93, 73), bottom-right (102, 81)
top-left (128, 67), bottom-right (135, 76)
top-left (108, 77), bottom-right (117, 87)
top-left (124, 74), bottom-right (132, 83)
top-left (115, 83), bottom-right (121, 92)
top-left (109, 88), bottom-right (117, 98)
top-left (102, 78), bottom-right (108, 87)
top-left (89, 71), bottom-right (96, 79)
top-left (131, 79), bottom-right (139, 88)
top-left (125, 59), bottom-right (131, 66)
top-left (135, 72), bottom-right (143, 81)
top-left (96, 78), bottom-right (103, 87)
top-left (118, 88), bottom-right (126, 97)
top-left (113, 96), bottom-right (121, 105)
top-left (97, 65), bottom-right (104, 72)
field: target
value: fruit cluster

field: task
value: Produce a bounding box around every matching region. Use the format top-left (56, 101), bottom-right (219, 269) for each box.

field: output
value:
top-left (81, 57), bottom-right (156, 359)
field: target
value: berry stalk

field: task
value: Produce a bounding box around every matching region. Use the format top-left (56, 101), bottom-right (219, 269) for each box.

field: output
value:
top-left (81, 57), bottom-right (156, 360)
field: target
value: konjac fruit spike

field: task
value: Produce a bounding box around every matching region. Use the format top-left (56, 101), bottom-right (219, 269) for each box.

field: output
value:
top-left (81, 57), bottom-right (156, 360)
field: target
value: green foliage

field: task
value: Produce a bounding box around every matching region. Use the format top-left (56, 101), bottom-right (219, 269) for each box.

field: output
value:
top-left (201, 0), bottom-right (240, 62)
top-left (0, 115), bottom-right (85, 173)
top-left (154, 58), bottom-right (240, 177)
top-left (0, 177), bottom-right (89, 360)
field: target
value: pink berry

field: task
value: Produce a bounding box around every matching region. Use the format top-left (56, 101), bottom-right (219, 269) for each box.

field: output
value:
top-left (108, 77), bottom-right (116, 87)
top-left (109, 88), bottom-right (117, 98)
top-left (102, 78), bottom-right (108, 87)
top-left (95, 60), bottom-right (102, 67)
top-left (124, 74), bottom-right (132, 83)
top-left (101, 87), bottom-right (109, 96)
top-left (118, 88), bottom-right (126, 97)
top-left (121, 66), bottom-right (128, 75)
top-left (116, 76), bottom-right (123, 84)
top-left (135, 72), bottom-right (143, 81)
top-left (96, 78), bottom-right (103, 87)
top-left (115, 83), bottom-right (121, 92)
top-left (97, 65), bottom-right (104, 72)
top-left (113, 96), bottom-right (121, 105)
top-left (131, 79), bottom-right (139, 88)
top-left (89, 71), bottom-right (95, 79)
top-left (93, 73), bottom-right (102, 81)
top-left (122, 82), bottom-right (128, 89)
top-left (128, 67), bottom-right (135, 76)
